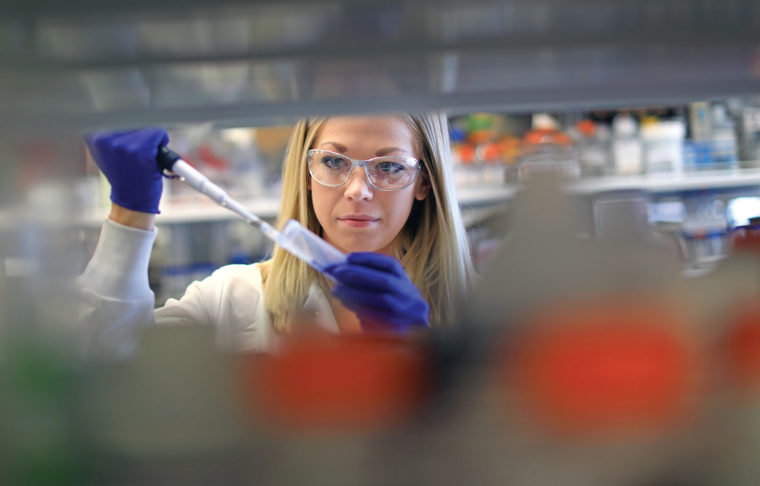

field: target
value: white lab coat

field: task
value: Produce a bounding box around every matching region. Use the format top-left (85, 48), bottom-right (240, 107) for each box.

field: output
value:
top-left (77, 219), bottom-right (339, 356)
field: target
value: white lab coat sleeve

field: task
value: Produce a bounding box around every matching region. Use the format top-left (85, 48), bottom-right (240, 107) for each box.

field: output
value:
top-left (76, 218), bottom-right (158, 357)
top-left (156, 264), bottom-right (271, 352)
top-left (77, 220), bottom-right (273, 355)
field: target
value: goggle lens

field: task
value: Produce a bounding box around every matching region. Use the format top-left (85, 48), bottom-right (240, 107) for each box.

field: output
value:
top-left (308, 149), bottom-right (420, 191)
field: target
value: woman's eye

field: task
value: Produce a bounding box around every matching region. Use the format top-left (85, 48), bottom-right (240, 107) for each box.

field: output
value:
top-left (322, 156), bottom-right (348, 170)
top-left (376, 161), bottom-right (405, 173)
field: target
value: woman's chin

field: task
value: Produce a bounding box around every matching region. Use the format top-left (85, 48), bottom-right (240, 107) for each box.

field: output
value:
top-left (330, 237), bottom-right (387, 255)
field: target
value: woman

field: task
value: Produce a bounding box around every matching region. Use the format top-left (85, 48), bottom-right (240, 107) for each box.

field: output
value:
top-left (79, 113), bottom-right (474, 354)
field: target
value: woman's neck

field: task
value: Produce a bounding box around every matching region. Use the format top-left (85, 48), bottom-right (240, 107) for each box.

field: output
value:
top-left (329, 297), bottom-right (363, 334)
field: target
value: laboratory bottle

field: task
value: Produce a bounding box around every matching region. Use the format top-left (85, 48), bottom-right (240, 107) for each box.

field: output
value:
top-left (611, 113), bottom-right (643, 175)
top-left (641, 117), bottom-right (686, 175)
top-left (709, 103), bottom-right (739, 169)
top-left (684, 101), bottom-right (713, 171)
top-left (572, 119), bottom-right (611, 177)
top-left (680, 192), bottom-right (729, 267)
top-left (458, 172), bottom-right (698, 486)
top-left (737, 97), bottom-right (760, 166)
top-left (687, 222), bottom-right (760, 486)
top-left (516, 128), bottom-right (579, 181)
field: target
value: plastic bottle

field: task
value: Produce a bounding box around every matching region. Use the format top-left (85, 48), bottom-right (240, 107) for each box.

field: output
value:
top-left (516, 128), bottom-right (579, 182)
top-left (684, 101), bottom-right (712, 172)
top-left (457, 172), bottom-right (696, 485)
top-left (611, 113), bottom-right (644, 176)
top-left (680, 193), bottom-right (729, 268)
top-left (709, 103), bottom-right (739, 169)
top-left (737, 98), bottom-right (760, 166)
top-left (641, 117), bottom-right (686, 174)
top-left (572, 119), bottom-right (611, 177)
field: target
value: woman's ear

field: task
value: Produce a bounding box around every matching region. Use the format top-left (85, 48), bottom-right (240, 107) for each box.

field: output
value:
top-left (414, 170), bottom-right (431, 201)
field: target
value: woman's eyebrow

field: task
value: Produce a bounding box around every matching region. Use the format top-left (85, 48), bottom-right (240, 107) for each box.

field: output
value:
top-left (319, 141), bottom-right (347, 152)
top-left (375, 147), bottom-right (412, 156)
top-left (319, 143), bottom-right (413, 157)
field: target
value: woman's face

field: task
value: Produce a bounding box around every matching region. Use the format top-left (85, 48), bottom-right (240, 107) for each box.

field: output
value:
top-left (309, 115), bottom-right (430, 254)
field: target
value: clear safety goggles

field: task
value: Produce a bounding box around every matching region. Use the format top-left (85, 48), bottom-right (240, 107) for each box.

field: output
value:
top-left (307, 149), bottom-right (421, 191)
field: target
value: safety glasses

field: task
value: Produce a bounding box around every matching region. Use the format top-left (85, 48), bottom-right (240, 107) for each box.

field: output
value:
top-left (307, 149), bottom-right (421, 191)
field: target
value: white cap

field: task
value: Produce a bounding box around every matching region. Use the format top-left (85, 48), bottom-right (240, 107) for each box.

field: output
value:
top-left (612, 113), bottom-right (638, 137)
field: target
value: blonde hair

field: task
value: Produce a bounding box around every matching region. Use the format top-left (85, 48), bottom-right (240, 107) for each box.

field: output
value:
top-left (263, 113), bottom-right (475, 332)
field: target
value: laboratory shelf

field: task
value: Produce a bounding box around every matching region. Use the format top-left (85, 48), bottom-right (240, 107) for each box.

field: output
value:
top-left (457, 166), bottom-right (760, 205)
top-left (81, 191), bottom-right (509, 226)
top-left (156, 197), bottom-right (281, 224)
top-left (77, 187), bottom-right (517, 226)
top-left (3, 0), bottom-right (759, 134)
top-left (78, 197), bottom-right (281, 227)
top-left (569, 166), bottom-right (760, 195)
top-left (72, 167), bottom-right (760, 226)
top-left (456, 186), bottom-right (516, 207)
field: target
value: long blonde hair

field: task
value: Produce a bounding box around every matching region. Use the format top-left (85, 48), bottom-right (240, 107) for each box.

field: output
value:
top-left (263, 113), bottom-right (475, 332)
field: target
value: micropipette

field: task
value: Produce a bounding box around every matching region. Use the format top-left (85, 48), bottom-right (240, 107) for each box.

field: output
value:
top-left (156, 146), bottom-right (346, 272)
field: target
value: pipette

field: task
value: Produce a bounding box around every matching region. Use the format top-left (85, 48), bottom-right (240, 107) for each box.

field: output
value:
top-left (156, 146), bottom-right (346, 272)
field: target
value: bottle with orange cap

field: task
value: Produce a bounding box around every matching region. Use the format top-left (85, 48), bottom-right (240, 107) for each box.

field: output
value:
top-left (571, 119), bottom-right (612, 177)
top-left (516, 115), bottom-right (579, 182)
top-left (453, 170), bottom-right (701, 485)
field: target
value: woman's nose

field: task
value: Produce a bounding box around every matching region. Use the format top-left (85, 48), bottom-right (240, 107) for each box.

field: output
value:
top-left (343, 167), bottom-right (373, 201)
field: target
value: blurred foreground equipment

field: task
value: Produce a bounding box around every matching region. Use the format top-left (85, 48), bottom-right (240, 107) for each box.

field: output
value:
top-left (3, 172), bottom-right (759, 485)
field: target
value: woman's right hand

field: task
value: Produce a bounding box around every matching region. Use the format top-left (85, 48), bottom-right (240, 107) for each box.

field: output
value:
top-left (85, 128), bottom-right (169, 216)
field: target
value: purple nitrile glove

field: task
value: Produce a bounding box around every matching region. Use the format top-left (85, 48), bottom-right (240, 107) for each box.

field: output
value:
top-left (325, 252), bottom-right (430, 334)
top-left (85, 128), bottom-right (169, 214)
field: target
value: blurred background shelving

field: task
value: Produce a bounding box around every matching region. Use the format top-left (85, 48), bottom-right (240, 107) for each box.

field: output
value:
top-left (69, 167), bottom-right (760, 231)
top-left (3, 0), bottom-right (760, 303)
top-left (3, 0), bottom-right (760, 133)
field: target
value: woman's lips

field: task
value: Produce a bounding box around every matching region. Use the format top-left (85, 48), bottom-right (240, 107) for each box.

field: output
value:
top-left (338, 215), bottom-right (379, 228)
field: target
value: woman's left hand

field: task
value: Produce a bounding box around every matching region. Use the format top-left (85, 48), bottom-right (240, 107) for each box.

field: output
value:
top-left (324, 252), bottom-right (430, 334)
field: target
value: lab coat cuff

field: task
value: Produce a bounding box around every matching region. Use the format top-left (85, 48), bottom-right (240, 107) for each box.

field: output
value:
top-left (81, 218), bottom-right (158, 300)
